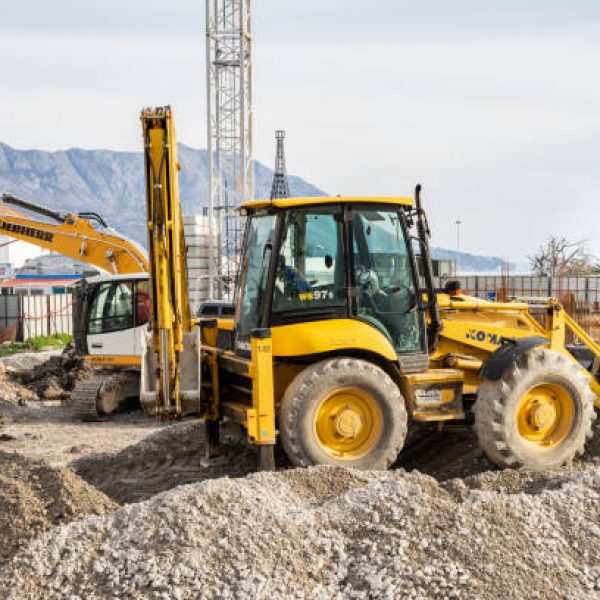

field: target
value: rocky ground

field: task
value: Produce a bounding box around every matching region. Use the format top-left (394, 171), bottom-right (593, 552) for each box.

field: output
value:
top-left (0, 351), bottom-right (598, 599)
top-left (1, 455), bottom-right (599, 599)
top-left (0, 347), bottom-right (163, 466)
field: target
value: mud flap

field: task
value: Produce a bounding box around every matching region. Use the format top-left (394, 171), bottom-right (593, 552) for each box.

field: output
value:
top-left (479, 336), bottom-right (549, 381)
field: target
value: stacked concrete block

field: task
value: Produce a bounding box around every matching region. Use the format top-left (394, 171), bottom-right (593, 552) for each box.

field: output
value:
top-left (183, 215), bottom-right (219, 315)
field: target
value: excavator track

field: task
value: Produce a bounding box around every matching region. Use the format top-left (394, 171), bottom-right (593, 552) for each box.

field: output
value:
top-left (72, 373), bottom-right (107, 422)
top-left (72, 371), bottom-right (141, 422)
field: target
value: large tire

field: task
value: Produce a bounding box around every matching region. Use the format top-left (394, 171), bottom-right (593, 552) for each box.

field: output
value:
top-left (279, 357), bottom-right (407, 470)
top-left (475, 349), bottom-right (596, 469)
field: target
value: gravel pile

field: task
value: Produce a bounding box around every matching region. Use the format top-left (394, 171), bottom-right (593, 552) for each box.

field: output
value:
top-left (0, 450), bottom-right (116, 566)
top-left (2, 462), bottom-right (599, 599)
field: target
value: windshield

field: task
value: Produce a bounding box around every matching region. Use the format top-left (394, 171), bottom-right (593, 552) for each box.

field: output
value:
top-left (236, 214), bottom-right (276, 349)
top-left (352, 208), bottom-right (423, 353)
top-left (88, 281), bottom-right (134, 334)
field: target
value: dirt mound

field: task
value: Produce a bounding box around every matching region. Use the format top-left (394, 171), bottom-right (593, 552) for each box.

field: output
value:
top-left (11, 344), bottom-right (93, 401)
top-left (0, 451), bottom-right (116, 566)
top-left (2, 464), bottom-right (598, 599)
top-left (0, 345), bottom-right (94, 407)
top-left (70, 421), bottom-right (257, 504)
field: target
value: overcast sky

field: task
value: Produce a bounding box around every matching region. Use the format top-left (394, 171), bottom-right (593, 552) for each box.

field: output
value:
top-left (1, 1), bottom-right (598, 262)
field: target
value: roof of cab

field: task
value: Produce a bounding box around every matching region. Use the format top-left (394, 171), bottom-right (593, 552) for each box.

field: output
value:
top-left (240, 196), bottom-right (414, 211)
top-left (83, 272), bottom-right (149, 284)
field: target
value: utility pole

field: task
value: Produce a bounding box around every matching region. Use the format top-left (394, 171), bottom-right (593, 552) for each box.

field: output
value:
top-left (270, 130), bottom-right (291, 199)
top-left (206, 0), bottom-right (253, 299)
top-left (455, 219), bottom-right (462, 252)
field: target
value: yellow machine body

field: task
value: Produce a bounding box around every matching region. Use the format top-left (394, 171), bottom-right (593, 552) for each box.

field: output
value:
top-left (195, 198), bottom-right (600, 462)
top-left (0, 194), bottom-right (149, 370)
top-left (135, 108), bottom-right (598, 471)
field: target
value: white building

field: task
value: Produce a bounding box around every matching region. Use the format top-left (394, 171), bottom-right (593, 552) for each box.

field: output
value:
top-left (0, 234), bottom-right (48, 278)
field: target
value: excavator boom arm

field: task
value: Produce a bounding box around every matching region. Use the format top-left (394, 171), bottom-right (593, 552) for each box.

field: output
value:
top-left (0, 194), bottom-right (148, 274)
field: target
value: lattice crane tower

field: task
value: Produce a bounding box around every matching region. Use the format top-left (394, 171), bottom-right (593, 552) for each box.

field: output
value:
top-left (205, 0), bottom-right (253, 299)
top-left (270, 130), bottom-right (291, 200)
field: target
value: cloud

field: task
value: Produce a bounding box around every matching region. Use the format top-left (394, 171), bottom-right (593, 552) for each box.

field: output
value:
top-left (0, 2), bottom-right (598, 261)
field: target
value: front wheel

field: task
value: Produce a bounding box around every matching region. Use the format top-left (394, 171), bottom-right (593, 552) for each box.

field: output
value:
top-left (475, 349), bottom-right (596, 469)
top-left (279, 357), bottom-right (407, 470)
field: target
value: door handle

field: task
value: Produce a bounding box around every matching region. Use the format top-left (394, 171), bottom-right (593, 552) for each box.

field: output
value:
top-left (91, 343), bottom-right (103, 349)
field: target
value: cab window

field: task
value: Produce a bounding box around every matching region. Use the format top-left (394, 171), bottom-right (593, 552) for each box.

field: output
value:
top-left (272, 207), bottom-right (345, 313)
top-left (135, 280), bottom-right (151, 326)
top-left (236, 214), bottom-right (277, 341)
top-left (88, 281), bottom-right (134, 334)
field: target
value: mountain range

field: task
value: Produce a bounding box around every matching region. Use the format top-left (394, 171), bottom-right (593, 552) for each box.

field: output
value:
top-left (0, 142), bottom-right (509, 273)
top-left (0, 142), bottom-right (323, 249)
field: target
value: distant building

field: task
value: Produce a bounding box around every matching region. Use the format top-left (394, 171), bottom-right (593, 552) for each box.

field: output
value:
top-left (16, 254), bottom-right (99, 278)
top-left (0, 234), bottom-right (48, 274)
top-left (0, 254), bottom-right (99, 295)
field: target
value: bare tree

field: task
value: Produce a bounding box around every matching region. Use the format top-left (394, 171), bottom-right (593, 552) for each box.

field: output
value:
top-left (529, 236), bottom-right (599, 277)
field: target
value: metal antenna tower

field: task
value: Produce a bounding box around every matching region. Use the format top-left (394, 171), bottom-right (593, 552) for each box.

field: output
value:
top-left (206, 0), bottom-right (253, 299)
top-left (270, 130), bottom-right (291, 199)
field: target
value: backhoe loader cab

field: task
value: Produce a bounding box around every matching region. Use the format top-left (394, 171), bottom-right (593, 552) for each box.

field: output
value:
top-left (235, 198), bottom-right (428, 367)
top-left (203, 195), bottom-right (461, 470)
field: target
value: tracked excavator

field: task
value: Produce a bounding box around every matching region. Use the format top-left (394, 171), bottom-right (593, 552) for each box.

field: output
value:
top-left (132, 106), bottom-right (598, 472)
top-left (0, 194), bottom-right (150, 419)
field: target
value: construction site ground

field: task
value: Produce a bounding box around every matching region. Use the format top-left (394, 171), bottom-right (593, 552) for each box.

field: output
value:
top-left (0, 350), bottom-right (598, 598)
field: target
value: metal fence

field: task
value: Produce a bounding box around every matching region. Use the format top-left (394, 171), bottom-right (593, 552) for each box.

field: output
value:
top-left (452, 275), bottom-right (600, 340)
top-left (0, 293), bottom-right (73, 342)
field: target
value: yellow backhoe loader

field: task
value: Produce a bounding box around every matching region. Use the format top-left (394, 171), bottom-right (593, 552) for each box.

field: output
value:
top-left (139, 106), bottom-right (598, 472)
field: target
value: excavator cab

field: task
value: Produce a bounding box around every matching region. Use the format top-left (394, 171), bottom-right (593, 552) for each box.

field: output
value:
top-left (73, 273), bottom-right (150, 363)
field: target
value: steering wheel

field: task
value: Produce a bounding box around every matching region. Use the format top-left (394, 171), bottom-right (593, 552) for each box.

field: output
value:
top-left (375, 283), bottom-right (418, 314)
top-left (356, 267), bottom-right (378, 290)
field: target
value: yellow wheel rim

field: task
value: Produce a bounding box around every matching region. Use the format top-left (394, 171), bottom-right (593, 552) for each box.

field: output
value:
top-left (516, 382), bottom-right (575, 448)
top-left (313, 387), bottom-right (383, 461)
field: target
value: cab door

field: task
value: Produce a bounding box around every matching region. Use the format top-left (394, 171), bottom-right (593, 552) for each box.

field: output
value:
top-left (349, 206), bottom-right (426, 358)
top-left (86, 280), bottom-right (139, 358)
top-left (235, 214), bottom-right (277, 356)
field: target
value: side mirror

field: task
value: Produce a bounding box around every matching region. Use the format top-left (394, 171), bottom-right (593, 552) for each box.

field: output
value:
top-left (324, 254), bottom-right (333, 269)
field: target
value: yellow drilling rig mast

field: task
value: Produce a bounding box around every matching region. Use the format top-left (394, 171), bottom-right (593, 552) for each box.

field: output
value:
top-left (139, 107), bottom-right (201, 419)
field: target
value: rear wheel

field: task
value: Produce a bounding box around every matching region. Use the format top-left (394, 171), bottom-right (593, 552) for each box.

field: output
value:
top-left (475, 349), bottom-right (596, 469)
top-left (279, 357), bottom-right (407, 470)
